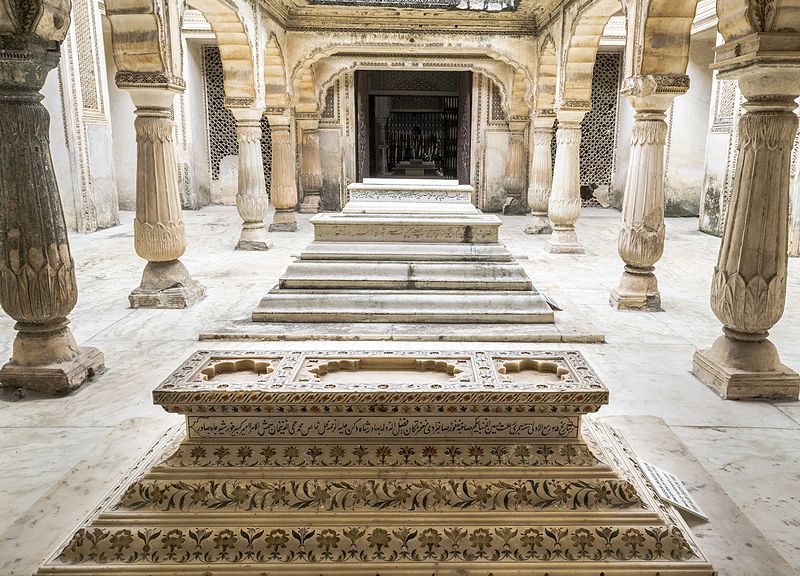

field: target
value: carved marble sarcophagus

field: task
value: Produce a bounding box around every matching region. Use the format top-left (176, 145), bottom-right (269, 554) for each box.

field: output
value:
top-left (38, 349), bottom-right (716, 575)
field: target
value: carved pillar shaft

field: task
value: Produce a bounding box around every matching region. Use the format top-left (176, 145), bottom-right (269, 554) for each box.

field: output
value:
top-left (268, 117), bottom-right (298, 232)
top-left (790, 160), bottom-right (800, 257)
top-left (299, 124), bottom-right (323, 214)
top-left (0, 41), bottom-right (103, 393)
top-left (123, 84), bottom-right (204, 308)
top-left (526, 114), bottom-right (555, 234)
top-left (232, 109), bottom-right (270, 250)
top-left (546, 110), bottom-right (586, 254)
top-left (611, 95), bottom-right (674, 311)
top-left (693, 68), bottom-right (800, 400)
top-left (503, 126), bottom-right (527, 204)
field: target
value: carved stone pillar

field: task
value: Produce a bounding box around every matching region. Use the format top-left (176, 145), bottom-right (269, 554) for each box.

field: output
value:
top-left (693, 67), bottom-right (800, 400)
top-left (0, 39), bottom-right (104, 393)
top-left (267, 114), bottom-right (298, 232)
top-left (611, 78), bottom-right (687, 311)
top-left (231, 107), bottom-right (270, 250)
top-left (790, 162), bottom-right (800, 257)
top-left (375, 117), bottom-right (389, 176)
top-left (120, 81), bottom-right (205, 308)
top-left (546, 108), bottom-right (586, 253)
top-left (526, 113), bottom-right (556, 234)
top-left (299, 119), bottom-right (323, 214)
top-left (503, 121), bottom-right (527, 205)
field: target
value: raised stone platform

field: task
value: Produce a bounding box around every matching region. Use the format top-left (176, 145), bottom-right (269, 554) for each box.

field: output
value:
top-left (38, 349), bottom-right (714, 575)
top-left (253, 180), bottom-right (555, 324)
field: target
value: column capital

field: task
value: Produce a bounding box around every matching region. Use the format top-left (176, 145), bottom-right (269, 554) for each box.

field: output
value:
top-left (507, 119), bottom-right (528, 134)
top-left (713, 32), bottom-right (800, 78)
top-left (115, 72), bottom-right (185, 92)
top-left (731, 64), bottom-right (800, 103)
top-left (296, 116), bottom-right (320, 131)
top-left (554, 107), bottom-right (587, 127)
top-left (124, 84), bottom-right (181, 110)
top-left (621, 75), bottom-right (688, 112)
top-left (532, 114), bottom-right (557, 131)
top-left (230, 106), bottom-right (265, 124)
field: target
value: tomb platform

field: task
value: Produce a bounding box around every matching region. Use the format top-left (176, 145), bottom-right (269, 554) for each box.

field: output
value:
top-left (38, 349), bottom-right (715, 576)
top-left (253, 180), bottom-right (555, 324)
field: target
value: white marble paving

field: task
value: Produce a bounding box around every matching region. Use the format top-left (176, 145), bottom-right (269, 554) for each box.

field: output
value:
top-left (0, 206), bottom-right (798, 572)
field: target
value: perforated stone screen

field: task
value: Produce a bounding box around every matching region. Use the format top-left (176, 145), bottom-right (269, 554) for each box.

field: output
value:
top-left (202, 46), bottom-right (272, 194)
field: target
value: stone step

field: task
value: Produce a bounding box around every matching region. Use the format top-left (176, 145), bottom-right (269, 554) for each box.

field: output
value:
top-left (343, 200), bottom-right (480, 215)
top-left (278, 262), bottom-right (532, 290)
top-left (252, 290), bottom-right (555, 323)
top-left (310, 213), bottom-right (501, 244)
top-left (299, 241), bottom-right (514, 262)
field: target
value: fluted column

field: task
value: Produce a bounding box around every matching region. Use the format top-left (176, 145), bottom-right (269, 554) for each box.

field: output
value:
top-left (526, 113), bottom-right (556, 234)
top-left (0, 39), bottom-right (104, 393)
top-left (299, 119), bottom-right (323, 214)
top-left (121, 83), bottom-right (205, 308)
top-left (231, 108), bottom-right (270, 250)
top-left (503, 121), bottom-right (527, 205)
top-left (693, 68), bottom-right (800, 400)
top-left (611, 82), bottom-right (684, 311)
top-left (267, 114), bottom-right (298, 232)
top-left (546, 108), bottom-right (586, 253)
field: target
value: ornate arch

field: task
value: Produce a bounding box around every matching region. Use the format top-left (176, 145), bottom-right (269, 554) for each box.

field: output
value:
top-left (264, 34), bottom-right (289, 107)
top-left (536, 34), bottom-right (558, 113)
top-left (105, 0), bottom-right (182, 78)
top-left (188, 0), bottom-right (256, 100)
top-left (560, 0), bottom-right (623, 105)
top-left (636, 0), bottom-right (699, 77)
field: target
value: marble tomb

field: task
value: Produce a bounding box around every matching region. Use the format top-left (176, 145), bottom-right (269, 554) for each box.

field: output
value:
top-left (253, 180), bottom-right (555, 323)
top-left (37, 349), bottom-right (715, 575)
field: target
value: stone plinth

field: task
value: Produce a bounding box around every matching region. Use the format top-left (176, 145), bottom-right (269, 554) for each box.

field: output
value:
top-left (37, 349), bottom-right (715, 575)
top-left (253, 180), bottom-right (555, 324)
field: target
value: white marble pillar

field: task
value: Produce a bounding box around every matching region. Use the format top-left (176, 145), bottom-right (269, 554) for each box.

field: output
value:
top-left (693, 68), bottom-right (800, 401)
top-left (299, 119), bottom-right (323, 214)
top-left (546, 109), bottom-right (586, 253)
top-left (231, 108), bottom-right (270, 250)
top-left (611, 83), bottom-right (682, 311)
top-left (790, 161), bottom-right (800, 257)
top-left (0, 40), bottom-right (104, 393)
top-left (122, 83), bottom-right (205, 308)
top-left (526, 113), bottom-right (556, 234)
top-left (267, 114), bottom-right (298, 232)
top-left (503, 121), bottom-right (527, 205)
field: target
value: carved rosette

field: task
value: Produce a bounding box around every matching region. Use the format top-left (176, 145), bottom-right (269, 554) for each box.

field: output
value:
top-left (301, 129), bottom-right (323, 193)
top-left (133, 111), bottom-right (187, 262)
top-left (270, 123), bottom-right (298, 211)
top-left (527, 116), bottom-right (556, 217)
top-left (502, 129), bottom-right (526, 197)
top-left (548, 121), bottom-right (583, 228)
top-left (617, 112), bottom-right (669, 269)
top-left (710, 105), bottom-right (798, 336)
top-left (235, 121), bottom-right (268, 225)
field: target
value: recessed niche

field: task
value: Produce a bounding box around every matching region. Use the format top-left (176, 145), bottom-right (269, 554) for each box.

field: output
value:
top-left (498, 359), bottom-right (570, 386)
top-left (200, 359), bottom-right (274, 384)
top-left (311, 357), bottom-right (461, 385)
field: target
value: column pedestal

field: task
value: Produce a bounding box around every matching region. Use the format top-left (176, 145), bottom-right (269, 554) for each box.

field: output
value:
top-left (268, 116), bottom-right (298, 232)
top-left (232, 108), bottom-right (271, 250)
top-left (692, 67), bottom-right (800, 401)
top-left (123, 85), bottom-right (204, 308)
top-left (526, 114), bottom-right (555, 234)
top-left (0, 40), bottom-right (104, 394)
top-left (546, 109), bottom-right (585, 254)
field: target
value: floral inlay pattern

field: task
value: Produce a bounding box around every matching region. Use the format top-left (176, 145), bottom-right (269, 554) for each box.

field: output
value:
top-left (119, 478), bottom-right (642, 512)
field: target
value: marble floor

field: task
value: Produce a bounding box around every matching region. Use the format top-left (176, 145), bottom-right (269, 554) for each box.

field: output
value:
top-left (1, 206), bottom-right (798, 574)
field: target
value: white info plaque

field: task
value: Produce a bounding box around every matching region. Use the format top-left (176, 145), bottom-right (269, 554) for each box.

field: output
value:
top-left (640, 461), bottom-right (708, 521)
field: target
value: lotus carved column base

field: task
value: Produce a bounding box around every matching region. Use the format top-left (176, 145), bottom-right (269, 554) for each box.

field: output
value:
top-left (269, 208), bottom-right (298, 232)
top-left (129, 260), bottom-right (206, 309)
top-left (0, 321), bottom-right (104, 395)
top-left (236, 222), bottom-right (272, 251)
top-left (546, 226), bottom-right (584, 254)
top-left (610, 266), bottom-right (662, 311)
top-left (525, 212), bottom-right (552, 235)
top-left (693, 329), bottom-right (799, 401)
